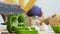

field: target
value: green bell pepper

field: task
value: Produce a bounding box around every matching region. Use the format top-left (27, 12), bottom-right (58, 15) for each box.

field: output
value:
top-left (13, 26), bottom-right (38, 34)
top-left (7, 14), bottom-right (38, 34)
top-left (7, 14), bottom-right (25, 33)
top-left (52, 25), bottom-right (60, 33)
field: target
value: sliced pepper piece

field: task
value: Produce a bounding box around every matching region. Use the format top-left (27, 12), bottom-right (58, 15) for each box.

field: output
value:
top-left (7, 15), bottom-right (18, 33)
top-left (13, 26), bottom-right (38, 34)
top-left (7, 14), bottom-right (25, 33)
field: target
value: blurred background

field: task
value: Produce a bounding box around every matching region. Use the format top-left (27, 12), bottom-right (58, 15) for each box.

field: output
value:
top-left (0, 0), bottom-right (60, 34)
top-left (35, 0), bottom-right (60, 18)
top-left (0, 0), bottom-right (60, 22)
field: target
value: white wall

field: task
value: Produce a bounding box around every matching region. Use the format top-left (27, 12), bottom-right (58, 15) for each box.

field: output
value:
top-left (35, 0), bottom-right (60, 18)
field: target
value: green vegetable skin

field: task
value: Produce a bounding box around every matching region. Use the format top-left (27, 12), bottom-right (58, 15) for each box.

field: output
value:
top-left (52, 26), bottom-right (60, 33)
top-left (7, 14), bottom-right (38, 34)
top-left (14, 26), bottom-right (38, 34)
top-left (7, 14), bottom-right (25, 33)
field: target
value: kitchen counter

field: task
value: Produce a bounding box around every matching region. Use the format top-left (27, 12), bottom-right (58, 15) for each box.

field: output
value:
top-left (0, 29), bottom-right (16, 34)
top-left (0, 29), bottom-right (56, 34)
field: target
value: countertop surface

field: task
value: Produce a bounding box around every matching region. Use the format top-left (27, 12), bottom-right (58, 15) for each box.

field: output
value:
top-left (0, 29), bottom-right (56, 34)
